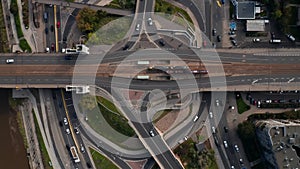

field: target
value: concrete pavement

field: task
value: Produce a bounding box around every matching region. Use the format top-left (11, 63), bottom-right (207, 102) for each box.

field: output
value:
top-left (13, 89), bottom-right (61, 168)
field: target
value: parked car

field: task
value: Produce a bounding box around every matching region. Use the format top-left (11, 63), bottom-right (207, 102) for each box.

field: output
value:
top-left (45, 27), bottom-right (48, 34)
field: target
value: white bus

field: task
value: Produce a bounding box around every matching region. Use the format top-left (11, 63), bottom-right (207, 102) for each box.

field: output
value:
top-left (70, 146), bottom-right (80, 163)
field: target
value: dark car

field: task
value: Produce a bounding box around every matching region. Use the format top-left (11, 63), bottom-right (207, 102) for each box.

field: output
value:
top-left (51, 43), bottom-right (55, 51)
top-left (45, 27), bottom-right (48, 34)
top-left (229, 37), bottom-right (235, 40)
top-left (217, 35), bottom-right (222, 42)
top-left (212, 28), bottom-right (216, 36)
top-left (57, 21), bottom-right (60, 28)
top-left (50, 25), bottom-right (54, 32)
top-left (159, 39), bottom-right (165, 46)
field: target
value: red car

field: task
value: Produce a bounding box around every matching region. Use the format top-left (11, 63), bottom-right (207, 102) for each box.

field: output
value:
top-left (51, 43), bottom-right (55, 51)
top-left (57, 21), bottom-right (60, 28)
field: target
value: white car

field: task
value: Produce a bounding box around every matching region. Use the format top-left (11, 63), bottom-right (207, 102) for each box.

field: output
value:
top-left (74, 127), bottom-right (79, 134)
top-left (223, 141), bottom-right (228, 148)
top-left (253, 38), bottom-right (260, 42)
top-left (184, 136), bottom-right (188, 140)
top-left (212, 126), bottom-right (216, 133)
top-left (215, 99), bottom-right (220, 106)
top-left (66, 128), bottom-right (70, 134)
top-left (135, 24), bottom-right (140, 31)
top-left (63, 117), bottom-right (68, 125)
top-left (193, 115), bottom-right (199, 122)
top-left (209, 112), bottom-right (213, 118)
top-left (234, 144), bottom-right (239, 152)
top-left (80, 144), bottom-right (85, 153)
top-left (6, 59), bottom-right (14, 64)
top-left (45, 47), bottom-right (50, 53)
top-left (149, 130), bottom-right (155, 137)
top-left (148, 18), bottom-right (153, 25)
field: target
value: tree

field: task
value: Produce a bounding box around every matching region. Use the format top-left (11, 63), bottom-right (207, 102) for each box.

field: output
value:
top-left (273, 9), bottom-right (282, 20)
top-left (10, 0), bottom-right (18, 15)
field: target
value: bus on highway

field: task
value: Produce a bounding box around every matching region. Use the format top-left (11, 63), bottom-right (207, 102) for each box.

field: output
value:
top-left (70, 146), bottom-right (80, 163)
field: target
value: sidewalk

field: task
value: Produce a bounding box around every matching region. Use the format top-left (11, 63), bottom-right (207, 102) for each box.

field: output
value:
top-left (13, 89), bottom-right (61, 168)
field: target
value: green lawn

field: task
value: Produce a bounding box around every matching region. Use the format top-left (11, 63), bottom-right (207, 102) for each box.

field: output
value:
top-left (89, 148), bottom-right (119, 169)
top-left (97, 96), bottom-right (120, 114)
top-left (236, 97), bottom-right (250, 114)
top-left (19, 39), bottom-right (32, 52)
top-left (33, 111), bottom-right (52, 169)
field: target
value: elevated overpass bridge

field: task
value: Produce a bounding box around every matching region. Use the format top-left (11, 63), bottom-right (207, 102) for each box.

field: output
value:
top-left (1, 49), bottom-right (300, 91)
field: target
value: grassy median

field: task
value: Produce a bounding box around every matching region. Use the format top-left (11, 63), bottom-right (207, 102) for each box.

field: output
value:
top-left (236, 97), bottom-right (250, 114)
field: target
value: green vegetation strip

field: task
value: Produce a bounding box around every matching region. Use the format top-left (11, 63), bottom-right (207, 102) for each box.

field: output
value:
top-left (236, 97), bottom-right (250, 114)
top-left (0, 2), bottom-right (10, 52)
top-left (33, 111), bottom-right (52, 169)
top-left (89, 148), bottom-right (119, 169)
top-left (106, 0), bottom-right (136, 9)
top-left (155, 0), bottom-right (193, 23)
top-left (98, 103), bottom-right (135, 137)
top-left (97, 96), bottom-right (120, 114)
top-left (10, 0), bottom-right (32, 52)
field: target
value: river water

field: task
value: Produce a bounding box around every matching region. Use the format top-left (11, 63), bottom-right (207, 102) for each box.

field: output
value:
top-left (0, 89), bottom-right (29, 169)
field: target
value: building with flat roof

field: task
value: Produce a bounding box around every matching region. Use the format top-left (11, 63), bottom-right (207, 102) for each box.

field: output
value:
top-left (246, 20), bottom-right (265, 32)
top-left (256, 120), bottom-right (300, 169)
top-left (236, 1), bottom-right (256, 19)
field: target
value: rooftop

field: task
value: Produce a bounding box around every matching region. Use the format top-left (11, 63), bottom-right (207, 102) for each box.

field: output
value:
top-left (236, 1), bottom-right (256, 19)
top-left (263, 120), bottom-right (300, 169)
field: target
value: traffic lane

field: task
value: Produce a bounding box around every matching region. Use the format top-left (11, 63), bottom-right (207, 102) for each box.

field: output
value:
top-left (55, 99), bottom-right (79, 168)
top-left (175, 0), bottom-right (205, 31)
top-left (2, 74), bottom-right (300, 90)
top-left (130, 121), bottom-right (183, 169)
top-left (46, 5), bottom-right (55, 52)
top-left (145, 0), bottom-right (154, 13)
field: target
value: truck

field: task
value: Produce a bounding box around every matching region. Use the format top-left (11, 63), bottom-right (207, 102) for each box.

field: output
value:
top-left (70, 146), bottom-right (80, 163)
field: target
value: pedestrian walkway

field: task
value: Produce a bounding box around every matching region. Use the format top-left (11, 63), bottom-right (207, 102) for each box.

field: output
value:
top-left (13, 89), bottom-right (61, 168)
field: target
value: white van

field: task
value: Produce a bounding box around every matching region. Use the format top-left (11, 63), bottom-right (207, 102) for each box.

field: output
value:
top-left (287, 34), bottom-right (295, 42)
top-left (6, 59), bottom-right (14, 64)
top-left (193, 115), bottom-right (199, 122)
top-left (269, 39), bottom-right (281, 43)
